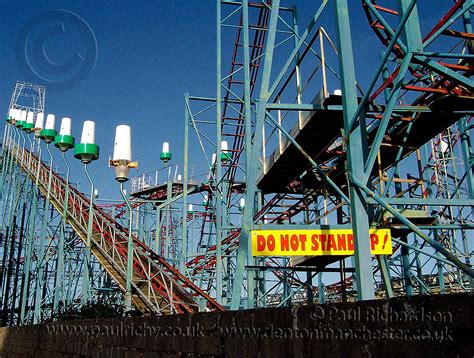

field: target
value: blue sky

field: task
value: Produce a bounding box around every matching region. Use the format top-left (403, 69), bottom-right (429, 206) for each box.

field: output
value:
top-left (0, 1), bottom-right (451, 199)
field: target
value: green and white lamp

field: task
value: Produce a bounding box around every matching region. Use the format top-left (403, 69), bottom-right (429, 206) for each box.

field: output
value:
top-left (110, 125), bottom-right (137, 182)
top-left (187, 203), bottom-right (194, 214)
top-left (220, 140), bottom-right (231, 163)
top-left (6, 108), bottom-right (15, 123)
top-left (54, 117), bottom-right (75, 152)
top-left (23, 111), bottom-right (35, 132)
top-left (40, 114), bottom-right (57, 143)
top-left (202, 194), bottom-right (209, 207)
top-left (74, 120), bottom-right (100, 163)
top-left (16, 110), bottom-right (27, 129)
top-left (160, 141), bottom-right (172, 163)
top-left (34, 113), bottom-right (44, 138)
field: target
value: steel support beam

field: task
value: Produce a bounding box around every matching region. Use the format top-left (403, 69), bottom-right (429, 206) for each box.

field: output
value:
top-left (334, 0), bottom-right (375, 300)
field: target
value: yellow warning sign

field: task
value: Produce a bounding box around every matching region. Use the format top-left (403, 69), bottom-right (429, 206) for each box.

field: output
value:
top-left (251, 228), bottom-right (392, 256)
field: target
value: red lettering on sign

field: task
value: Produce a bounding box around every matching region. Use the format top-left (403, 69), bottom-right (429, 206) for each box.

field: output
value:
top-left (299, 234), bottom-right (307, 251)
top-left (290, 234), bottom-right (299, 251)
top-left (370, 233), bottom-right (379, 251)
top-left (337, 234), bottom-right (346, 251)
top-left (348, 234), bottom-right (354, 250)
top-left (267, 235), bottom-right (275, 251)
top-left (319, 234), bottom-right (327, 251)
top-left (327, 234), bottom-right (336, 251)
top-left (281, 234), bottom-right (289, 251)
top-left (257, 235), bottom-right (266, 251)
top-left (311, 234), bottom-right (319, 250)
top-left (382, 234), bottom-right (389, 250)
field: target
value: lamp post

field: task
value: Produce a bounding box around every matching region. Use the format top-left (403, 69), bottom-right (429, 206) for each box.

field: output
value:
top-left (52, 117), bottom-right (75, 313)
top-left (17, 109), bottom-right (45, 323)
top-left (160, 141), bottom-right (173, 260)
top-left (33, 113), bottom-right (57, 323)
top-left (110, 124), bottom-right (137, 312)
top-left (18, 110), bottom-right (28, 162)
top-left (40, 114), bottom-right (57, 199)
top-left (0, 109), bottom-right (16, 191)
top-left (22, 111), bottom-right (35, 171)
top-left (74, 120), bottom-right (100, 305)
top-left (32, 113), bottom-right (44, 172)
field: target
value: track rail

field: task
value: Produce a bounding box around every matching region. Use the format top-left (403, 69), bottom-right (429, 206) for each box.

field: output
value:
top-left (6, 139), bottom-right (223, 314)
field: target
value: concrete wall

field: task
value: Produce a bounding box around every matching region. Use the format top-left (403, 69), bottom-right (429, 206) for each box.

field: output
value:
top-left (0, 293), bottom-right (472, 357)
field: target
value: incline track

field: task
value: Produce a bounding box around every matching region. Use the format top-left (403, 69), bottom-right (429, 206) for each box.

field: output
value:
top-left (6, 140), bottom-right (223, 314)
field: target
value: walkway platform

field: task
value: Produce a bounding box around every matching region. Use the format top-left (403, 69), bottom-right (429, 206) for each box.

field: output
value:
top-left (258, 94), bottom-right (474, 196)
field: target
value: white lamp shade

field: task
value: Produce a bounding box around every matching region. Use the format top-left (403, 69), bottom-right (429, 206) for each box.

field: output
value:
top-left (20, 110), bottom-right (27, 121)
top-left (35, 113), bottom-right (44, 129)
top-left (81, 120), bottom-right (95, 144)
top-left (26, 112), bottom-right (35, 124)
top-left (8, 108), bottom-right (15, 118)
top-left (45, 114), bottom-right (55, 130)
top-left (188, 204), bottom-right (193, 212)
top-left (211, 153), bottom-right (217, 165)
top-left (239, 198), bottom-right (245, 208)
top-left (162, 141), bottom-right (170, 153)
top-left (334, 89), bottom-right (342, 96)
top-left (113, 125), bottom-right (132, 161)
top-left (221, 140), bottom-right (228, 152)
top-left (60, 117), bottom-right (72, 136)
top-left (177, 174), bottom-right (182, 181)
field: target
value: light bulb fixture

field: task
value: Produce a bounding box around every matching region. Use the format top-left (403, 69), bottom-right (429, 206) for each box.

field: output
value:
top-left (23, 111), bottom-right (35, 131)
top-left (40, 114), bottom-right (58, 143)
top-left (34, 113), bottom-right (45, 138)
top-left (74, 120), bottom-right (100, 163)
top-left (220, 140), bottom-right (231, 163)
top-left (202, 194), bottom-right (209, 207)
top-left (187, 203), bottom-right (194, 214)
top-left (160, 141), bottom-right (172, 163)
top-left (6, 108), bottom-right (15, 123)
top-left (54, 117), bottom-right (75, 152)
top-left (16, 110), bottom-right (27, 129)
top-left (109, 125), bottom-right (137, 182)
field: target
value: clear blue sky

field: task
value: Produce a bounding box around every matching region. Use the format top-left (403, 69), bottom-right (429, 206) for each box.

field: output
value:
top-left (0, 1), bottom-right (450, 199)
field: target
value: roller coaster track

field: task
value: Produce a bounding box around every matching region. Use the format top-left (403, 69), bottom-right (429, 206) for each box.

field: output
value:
top-left (5, 140), bottom-right (223, 314)
top-left (187, 0), bottom-right (474, 278)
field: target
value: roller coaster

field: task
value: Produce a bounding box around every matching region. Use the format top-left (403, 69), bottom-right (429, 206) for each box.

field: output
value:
top-left (0, 0), bottom-right (472, 325)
